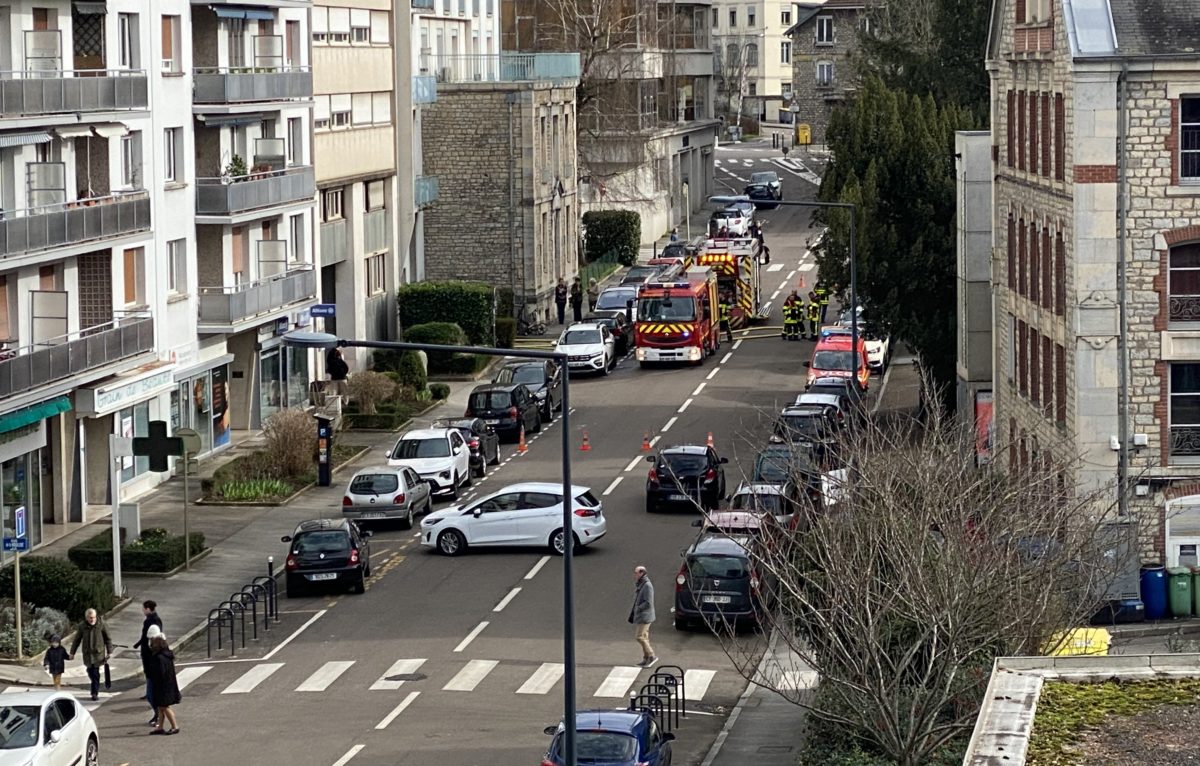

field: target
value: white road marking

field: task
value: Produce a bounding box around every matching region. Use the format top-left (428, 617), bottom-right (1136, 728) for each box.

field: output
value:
top-left (721, 352), bottom-right (733, 364)
top-left (332, 745), bottom-right (365, 766)
top-left (624, 456), bottom-right (643, 473)
top-left (375, 691), bottom-right (420, 729)
top-left (594, 666), bottom-right (643, 698)
top-left (443, 660), bottom-right (499, 692)
top-left (678, 398), bottom-right (694, 413)
top-left (733, 340), bottom-right (744, 350)
top-left (517, 662), bottom-right (565, 695)
top-left (454, 621), bottom-right (489, 652)
top-left (175, 666), bottom-right (212, 691)
top-left (221, 663), bottom-right (284, 694)
top-left (263, 609), bottom-right (326, 660)
top-left (296, 661), bottom-right (355, 692)
top-left (662, 416), bottom-right (678, 432)
top-left (603, 476), bottom-right (624, 495)
top-left (685, 669), bottom-right (717, 701)
top-left (692, 382), bottom-right (706, 396)
top-left (525, 556), bottom-right (551, 580)
top-left (706, 367), bottom-right (721, 380)
top-left (369, 658), bottom-right (427, 691)
top-left (494, 587), bottom-right (522, 612)
top-left (766, 263), bottom-right (784, 272)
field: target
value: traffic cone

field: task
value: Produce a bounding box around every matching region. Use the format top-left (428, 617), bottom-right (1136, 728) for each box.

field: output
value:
top-left (580, 430), bottom-right (592, 452)
top-left (641, 432), bottom-right (652, 452)
top-left (706, 431), bottom-right (715, 448)
top-left (517, 424), bottom-right (528, 454)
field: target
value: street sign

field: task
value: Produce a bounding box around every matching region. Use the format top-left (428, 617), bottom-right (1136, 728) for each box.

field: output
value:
top-left (132, 420), bottom-right (184, 473)
top-left (3, 537), bottom-right (29, 552)
top-left (13, 506), bottom-right (25, 539)
top-left (311, 304), bottom-right (336, 318)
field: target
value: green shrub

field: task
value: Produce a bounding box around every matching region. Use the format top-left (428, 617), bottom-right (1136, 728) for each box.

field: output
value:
top-left (429, 383), bottom-right (451, 400)
top-left (68, 528), bottom-right (207, 573)
top-left (406, 322), bottom-right (467, 371)
top-left (582, 210), bottom-right (641, 266)
top-left (398, 281), bottom-right (496, 346)
top-left (0, 556), bottom-right (115, 621)
top-left (495, 317), bottom-right (517, 348)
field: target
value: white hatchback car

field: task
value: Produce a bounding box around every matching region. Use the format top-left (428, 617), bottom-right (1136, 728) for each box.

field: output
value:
top-left (386, 427), bottom-right (472, 500)
top-left (0, 690), bottom-right (99, 766)
top-left (555, 323), bottom-right (616, 375)
top-left (420, 482), bottom-right (606, 556)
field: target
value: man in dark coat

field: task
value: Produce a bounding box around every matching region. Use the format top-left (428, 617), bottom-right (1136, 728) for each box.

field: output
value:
top-left (132, 600), bottom-right (164, 725)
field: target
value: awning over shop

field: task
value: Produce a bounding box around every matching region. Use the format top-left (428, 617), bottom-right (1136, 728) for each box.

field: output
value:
top-left (211, 6), bottom-right (275, 20)
top-left (0, 396), bottom-right (71, 435)
top-left (0, 131), bottom-right (52, 148)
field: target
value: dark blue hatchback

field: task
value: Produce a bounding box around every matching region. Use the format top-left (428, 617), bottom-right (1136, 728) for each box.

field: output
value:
top-left (541, 709), bottom-right (675, 766)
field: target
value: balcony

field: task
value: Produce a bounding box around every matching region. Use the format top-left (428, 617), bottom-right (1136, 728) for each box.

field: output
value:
top-left (0, 70), bottom-right (149, 121)
top-left (195, 166), bottom-right (315, 220)
top-left (424, 53), bottom-right (581, 85)
top-left (319, 218), bottom-right (347, 266)
top-left (0, 191), bottom-right (151, 260)
top-left (412, 75), bottom-right (437, 105)
top-left (198, 267), bottom-right (317, 333)
top-left (415, 176), bottom-right (439, 208)
top-left (0, 312), bottom-right (154, 401)
top-left (193, 67), bottom-right (312, 106)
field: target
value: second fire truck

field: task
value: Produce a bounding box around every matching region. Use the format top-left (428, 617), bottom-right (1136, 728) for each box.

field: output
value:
top-left (634, 267), bottom-right (720, 366)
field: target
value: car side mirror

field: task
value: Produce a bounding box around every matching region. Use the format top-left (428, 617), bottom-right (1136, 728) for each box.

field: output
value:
top-left (280, 535), bottom-right (292, 543)
top-left (719, 457), bottom-right (729, 464)
top-left (49, 729), bottom-right (63, 744)
top-left (543, 725), bottom-right (558, 736)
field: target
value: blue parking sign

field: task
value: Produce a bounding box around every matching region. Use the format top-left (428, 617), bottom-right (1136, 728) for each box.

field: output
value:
top-left (13, 506), bottom-right (24, 539)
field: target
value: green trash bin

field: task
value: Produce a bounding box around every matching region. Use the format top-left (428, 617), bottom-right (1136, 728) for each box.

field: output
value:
top-left (1168, 566), bottom-right (1193, 617)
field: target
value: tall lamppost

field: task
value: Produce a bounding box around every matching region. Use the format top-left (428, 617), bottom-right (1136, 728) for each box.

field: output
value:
top-left (282, 331), bottom-right (581, 766)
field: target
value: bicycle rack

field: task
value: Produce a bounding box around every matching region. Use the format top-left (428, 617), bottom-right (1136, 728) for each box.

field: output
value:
top-left (628, 664), bottom-right (686, 734)
top-left (206, 607), bottom-right (235, 658)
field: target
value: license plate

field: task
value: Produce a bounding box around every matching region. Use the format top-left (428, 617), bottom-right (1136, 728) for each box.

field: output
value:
top-left (669, 494), bottom-right (688, 501)
top-left (360, 512), bottom-right (384, 519)
top-left (703, 595), bottom-right (732, 604)
top-left (307, 573), bottom-right (338, 582)
top-left (486, 419), bottom-right (500, 425)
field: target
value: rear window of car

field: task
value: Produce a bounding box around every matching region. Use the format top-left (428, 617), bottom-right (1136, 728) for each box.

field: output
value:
top-left (393, 437), bottom-right (451, 459)
top-left (688, 554), bottom-right (748, 579)
top-left (554, 731), bottom-right (638, 761)
top-left (662, 454), bottom-right (707, 472)
top-left (350, 474), bottom-right (399, 494)
top-left (469, 391), bottom-right (513, 411)
top-left (294, 531), bottom-right (350, 554)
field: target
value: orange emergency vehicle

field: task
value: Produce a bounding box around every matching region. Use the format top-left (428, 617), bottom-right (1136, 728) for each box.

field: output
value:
top-left (805, 329), bottom-right (870, 391)
top-left (634, 267), bottom-right (720, 366)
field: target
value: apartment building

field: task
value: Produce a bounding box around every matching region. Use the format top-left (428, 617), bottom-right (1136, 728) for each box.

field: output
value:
top-left (711, 0), bottom-right (798, 124)
top-left (985, 0), bottom-right (1200, 563)
top-left (785, 0), bottom-right (864, 146)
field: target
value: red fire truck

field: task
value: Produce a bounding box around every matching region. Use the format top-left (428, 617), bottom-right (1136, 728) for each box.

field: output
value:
top-left (634, 267), bottom-right (720, 366)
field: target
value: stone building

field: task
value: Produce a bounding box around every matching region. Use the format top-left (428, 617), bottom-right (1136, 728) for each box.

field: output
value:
top-left (420, 58), bottom-right (580, 321)
top-left (985, 0), bottom-right (1200, 563)
top-left (785, 0), bottom-right (866, 146)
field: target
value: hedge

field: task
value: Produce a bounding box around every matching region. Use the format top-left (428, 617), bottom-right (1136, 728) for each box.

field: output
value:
top-left (0, 556), bottom-right (116, 621)
top-left (398, 281), bottom-right (495, 346)
top-left (495, 317), bottom-right (517, 348)
top-left (405, 322), bottom-right (467, 372)
top-left (67, 528), bottom-right (208, 574)
top-left (583, 210), bottom-right (641, 266)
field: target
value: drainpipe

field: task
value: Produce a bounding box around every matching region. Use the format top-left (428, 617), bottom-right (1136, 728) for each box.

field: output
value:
top-left (1116, 62), bottom-right (1130, 517)
top-left (507, 93), bottom-right (518, 314)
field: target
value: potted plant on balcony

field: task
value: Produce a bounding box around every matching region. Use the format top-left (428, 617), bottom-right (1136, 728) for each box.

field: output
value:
top-left (223, 155), bottom-right (247, 184)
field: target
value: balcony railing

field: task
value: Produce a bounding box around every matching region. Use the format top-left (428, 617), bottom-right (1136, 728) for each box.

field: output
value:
top-left (0, 312), bottom-right (154, 399)
top-left (364, 208), bottom-right (389, 253)
top-left (412, 75), bottom-right (437, 105)
top-left (319, 219), bottom-right (347, 266)
top-left (0, 190), bottom-right (151, 259)
top-left (423, 53), bottom-right (581, 84)
top-left (195, 166), bottom-right (315, 217)
top-left (0, 69), bottom-right (149, 119)
top-left (415, 176), bottom-right (439, 208)
top-left (193, 67), bottom-right (312, 104)
top-left (198, 267), bottom-right (317, 328)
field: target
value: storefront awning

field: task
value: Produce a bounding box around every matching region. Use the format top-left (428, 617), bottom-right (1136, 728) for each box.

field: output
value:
top-left (211, 6), bottom-right (275, 20)
top-left (0, 396), bottom-right (71, 435)
top-left (0, 131), bottom-right (52, 148)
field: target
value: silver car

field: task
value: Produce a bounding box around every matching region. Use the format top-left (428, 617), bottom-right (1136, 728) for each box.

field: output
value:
top-left (342, 466), bottom-right (433, 529)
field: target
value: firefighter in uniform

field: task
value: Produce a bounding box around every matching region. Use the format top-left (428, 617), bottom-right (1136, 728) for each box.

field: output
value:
top-left (718, 293), bottom-right (734, 344)
top-left (782, 292), bottom-right (800, 340)
top-left (814, 280), bottom-right (831, 324)
top-left (806, 292), bottom-right (821, 340)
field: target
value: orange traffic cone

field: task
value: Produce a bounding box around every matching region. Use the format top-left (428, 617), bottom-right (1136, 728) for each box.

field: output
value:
top-left (706, 431), bottom-right (715, 448)
top-left (517, 424), bottom-right (528, 454)
top-left (641, 432), bottom-right (652, 452)
top-left (580, 431), bottom-right (592, 452)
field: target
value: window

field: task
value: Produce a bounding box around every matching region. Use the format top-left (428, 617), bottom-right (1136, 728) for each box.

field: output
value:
top-left (121, 131), bottom-right (141, 187)
top-left (167, 238), bottom-right (186, 294)
top-left (816, 16), bottom-right (834, 44)
top-left (729, 9), bottom-right (737, 27)
top-left (163, 127), bottom-right (182, 183)
top-left (712, 8), bottom-right (718, 27)
top-left (161, 15), bottom-right (180, 72)
top-left (366, 179), bottom-right (385, 211)
top-left (782, 9), bottom-right (792, 25)
top-left (816, 61), bottom-right (833, 87)
top-left (746, 43), bottom-right (758, 67)
top-left (290, 213), bottom-right (306, 263)
top-left (123, 247), bottom-right (145, 305)
top-left (352, 27), bottom-right (369, 43)
top-left (781, 41), bottom-right (791, 64)
top-left (1170, 243), bottom-right (1200, 323)
top-left (1182, 97), bottom-right (1200, 182)
top-left (748, 7), bottom-right (756, 26)
top-left (321, 188), bottom-right (343, 222)
top-left (366, 254), bottom-right (385, 295)
top-left (118, 13), bottom-right (139, 69)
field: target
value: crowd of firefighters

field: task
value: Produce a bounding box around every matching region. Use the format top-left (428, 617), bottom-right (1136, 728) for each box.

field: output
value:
top-left (781, 282), bottom-right (831, 341)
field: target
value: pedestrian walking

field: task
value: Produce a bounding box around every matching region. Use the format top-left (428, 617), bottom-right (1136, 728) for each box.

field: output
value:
top-left (628, 565), bottom-right (657, 668)
top-left (133, 600), bottom-right (164, 725)
top-left (43, 635), bottom-right (68, 690)
top-left (570, 277), bottom-right (584, 323)
top-left (147, 635), bottom-right (181, 736)
top-left (326, 348), bottom-right (349, 397)
top-left (554, 278), bottom-right (568, 325)
top-left (587, 278), bottom-right (600, 313)
top-left (68, 608), bottom-right (112, 701)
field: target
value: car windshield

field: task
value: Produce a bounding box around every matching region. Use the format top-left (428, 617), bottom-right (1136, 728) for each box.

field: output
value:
top-left (812, 350), bottom-right (857, 371)
top-left (561, 329), bottom-right (602, 345)
top-left (637, 296), bottom-right (697, 322)
top-left (688, 554), bottom-right (748, 579)
top-left (294, 531), bottom-right (350, 555)
top-left (662, 454), bottom-right (707, 473)
top-left (596, 290), bottom-right (635, 311)
top-left (0, 705), bottom-right (38, 749)
top-left (553, 731), bottom-right (638, 762)
top-left (732, 493), bottom-right (784, 515)
top-left (393, 437), bottom-right (450, 459)
top-left (469, 392), bottom-right (514, 411)
top-left (350, 474), bottom-right (399, 495)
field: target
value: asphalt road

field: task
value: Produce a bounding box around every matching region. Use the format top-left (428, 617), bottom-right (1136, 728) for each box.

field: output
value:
top-left (98, 141), bottom-right (840, 766)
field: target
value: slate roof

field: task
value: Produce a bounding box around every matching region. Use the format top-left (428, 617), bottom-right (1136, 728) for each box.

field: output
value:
top-left (1108, 0), bottom-right (1200, 56)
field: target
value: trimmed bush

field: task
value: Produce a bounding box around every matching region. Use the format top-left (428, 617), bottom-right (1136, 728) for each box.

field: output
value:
top-left (405, 322), bottom-right (467, 372)
top-left (583, 210), bottom-right (641, 266)
top-left (68, 528), bottom-right (207, 573)
top-left (0, 556), bottom-right (115, 621)
top-left (495, 317), bottom-right (517, 348)
top-left (398, 281), bottom-right (495, 346)
top-left (429, 383), bottom-right (451, 400)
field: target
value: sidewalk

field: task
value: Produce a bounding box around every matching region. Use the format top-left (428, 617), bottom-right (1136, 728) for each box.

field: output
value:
top-left (0, 373), bottom-right (489, 687)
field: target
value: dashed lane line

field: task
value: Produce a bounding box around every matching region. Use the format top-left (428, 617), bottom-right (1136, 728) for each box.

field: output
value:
top-left (662, 416), bottom-right (678, 432)
top-left (603, 476), bottom-right (624, 496)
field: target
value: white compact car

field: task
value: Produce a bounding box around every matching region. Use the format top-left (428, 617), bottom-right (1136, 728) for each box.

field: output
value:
top-left (555, 323), bottom-right (616, 375)
top-left (0, 690), bottom-right (99, 766)
top-left (385, 427), bottom-right (472, 499)
top-left (420, 482), bottom-right (606, 556)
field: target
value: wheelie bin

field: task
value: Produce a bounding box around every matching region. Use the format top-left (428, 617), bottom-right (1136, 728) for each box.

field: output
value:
top-left (1141, 565), bottom-right (1168, 620)
top-left (1169, 567), bottom-right (1194, 617)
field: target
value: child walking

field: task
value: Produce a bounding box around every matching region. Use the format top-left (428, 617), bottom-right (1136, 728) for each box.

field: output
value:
top-left (43, 635), bottom-right (68, 689)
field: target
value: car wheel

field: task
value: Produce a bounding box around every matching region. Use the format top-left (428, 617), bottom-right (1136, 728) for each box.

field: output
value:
top-left (438, 529), bottom-right (466, 556)
top-left (352, 571), bottom-right (366, 594)
top-left (550, 528), bottom-right (580, 556)
top-left (400, 507), bottom-right (414, 530)
top-left (85, 737), bottom-right (98, 766)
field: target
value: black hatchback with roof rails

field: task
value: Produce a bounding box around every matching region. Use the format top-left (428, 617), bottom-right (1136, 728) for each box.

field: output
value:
top-left (282, 518), bottom-right (372, 597)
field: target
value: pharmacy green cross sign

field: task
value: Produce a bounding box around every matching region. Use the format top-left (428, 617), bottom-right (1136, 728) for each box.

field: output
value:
top-left (132, 420), bottom-right (184, 473)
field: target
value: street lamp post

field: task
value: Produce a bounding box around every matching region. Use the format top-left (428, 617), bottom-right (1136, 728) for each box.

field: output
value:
top-left (282, 331), bottom-right (580, 766)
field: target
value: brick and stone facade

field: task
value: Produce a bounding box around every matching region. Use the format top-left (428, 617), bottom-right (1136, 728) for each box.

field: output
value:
top-left (421, 82), bottom-right (579, 321)
top-left (785, 0), bottom-right (865, 146)
top-left (986, 0), bottom-right (1200, 563)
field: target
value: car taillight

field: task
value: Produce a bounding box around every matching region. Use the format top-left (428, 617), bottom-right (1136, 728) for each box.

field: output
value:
top-left (574, 508), bottom-right (598, 518)
top-left (393, 494), bottom-right (406, 504)
top-left (508, 406), bottom-right (519, 418)
top-left (342, 496), bottom-right (352, 506)
top-left (676, 565), bottom-right (687, 590)
top-left (349, 548), bottom-right (360, 565)
top-left (705, 468), bottom-right (717, 482)
top-left (286, 556), bottom-right (298, 571)
top-left (647, 469), bottom-right (659, 485)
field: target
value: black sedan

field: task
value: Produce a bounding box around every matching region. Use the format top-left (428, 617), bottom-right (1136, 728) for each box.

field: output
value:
top-left (645, 444), bottom-right (728, 512)
top-left (431, 417), bottom-right (502, 477)
top-left (493, 359), bottom-right (563, 421)
top-left (744, 171), bottom-right (782, 208)
top-left (590, 311), bottom-right (632, 356)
